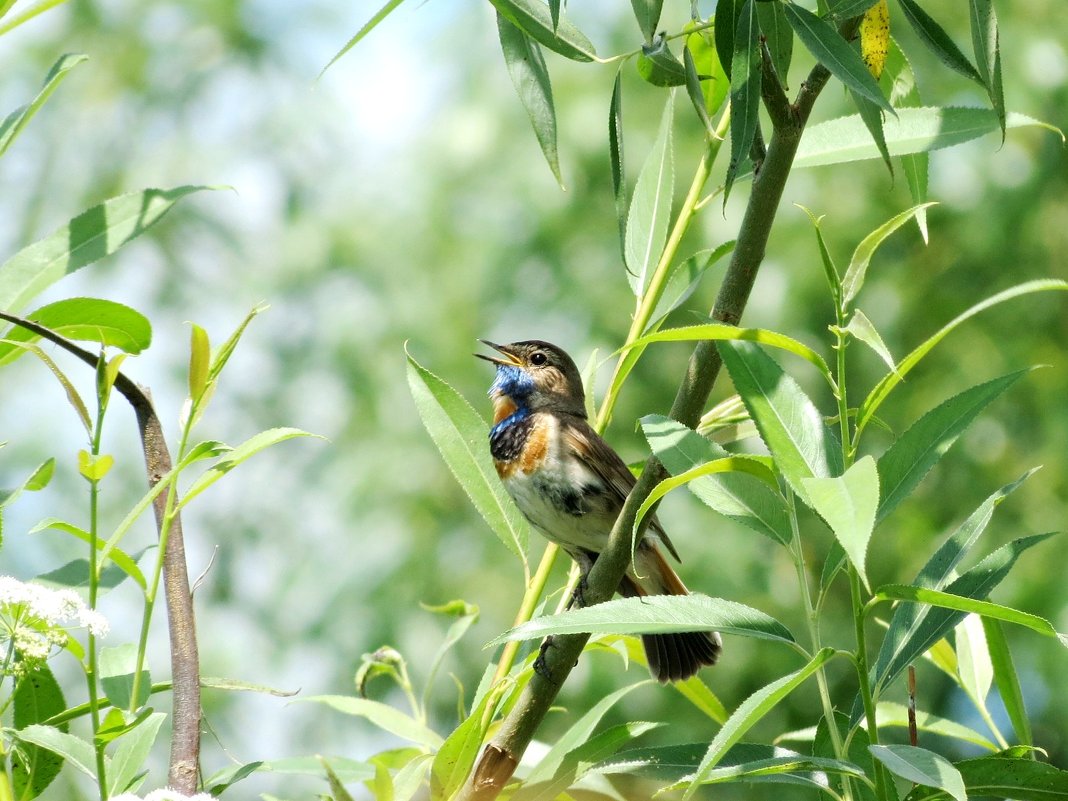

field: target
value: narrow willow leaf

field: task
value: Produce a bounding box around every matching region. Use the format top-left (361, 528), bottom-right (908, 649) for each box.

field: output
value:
top-left (859, 0), bottom-right (889, 78)
top-left (850, 89), bottom-right (893, 176)
top-left (981, 619), bottom-right (1033, 749)
top-left (783, 3), bottom-right (892, 112)
top-left (405, 351), bottom-right (529, 568)
top-left (648, 241), bottom-right (735, 326)
top-left (299, 697), bottom-right (443, 749)
top-left (876, 370), bottom-right (1029, 524)
top-left (0, 53), bottom-right (87, 159)
top-left (956, 613), bottom-right (993, 706)
top-left (685, 23), bottom-right (729, 118)
top-left (904, 755), bottom-right (1068, 801)
top-left (189, 323), bottom-right (210, 401)
top-left (831, 0), bottom-right (882, 16)
top-left (842, 202), bottom-right (937, 304)
top-left (0, 459), bottom-right (55, 512)
top-left (682, 649), bottom-right (835, 798)
top-left (714, 0), bottom-right (743, 79)
top-left (629, 0), bottom-right (663, 43)
top-left (489, 594), bottom-right (795, 646)
top-left (641, 415), bottom-right (791, 546)
top-left (871, 532), bottom-right (1056, 704)
top-left (969, 0), bottom-right (1004, 139)
top-left (881, 41), bottom-right (930, 239)
top-left (874, 701), bottom-right (998, 752)
top-left (609, 68), bottom-right (627, 263)
top-left (638, 36), bottom-right (687, 87)
top-left (795, 107), bottom-right (1062, 169)
top-left (4, 342), bottom-right (92, 434)
top-left (523, 683), bottom-right (646, 786)
top-left (429, 690), bottom-right (495, 801)
top-left (108, 712), bottom-right (165, 795)
top-left (895, 0), bottom-right (981, 84)
top-left (624, 94), bottom-right (674, 296)
top-left (797, 206), bottom-right (842, 305)
top-left (32, 518), bottom-right (146, 589)
top-left (694, 752), bottom-right (867, 788)
top-left (875, 585), bottom-right (1065, 642)
top-left (99, 644), bottom-right (151, 710)
top-left (757, 1), bottom-right (793, 86)
top-left (719, 340), bottom-right (841, 505)
top-left (12, 665), bottom-right (67, 800)
top-left (0, 297), bottom-right (152, 368)
top-left (802, 456), bottom-right (879, 587)
top-left (548, 0), bottom-right (560, 31)
top-left (0, 186), bottom-right (214, 314)
top-left (488, 0), bottom-right (597, 63)
top-left (725, 0), bottom-right (760, 200)
top-left (872, 746), bottom-right (966, 801)
top-left (858, 280), bottom-right (1068, 437)
top-left (844, 309), bottom-right (896, 374)
top-left (498, 13), bottom-right (563, 187)
top-left (319, 0), bottom-right (405, 76)
top-left (684, 44), bottom-right (714, 135)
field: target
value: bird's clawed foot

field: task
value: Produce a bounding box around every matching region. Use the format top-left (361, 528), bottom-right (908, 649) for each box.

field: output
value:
top-left (533, 635), bottom-right (558, 682)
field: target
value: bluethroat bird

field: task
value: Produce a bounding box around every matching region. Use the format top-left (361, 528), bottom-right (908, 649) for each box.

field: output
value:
top-left (477, 339), bottom-right (721, 682)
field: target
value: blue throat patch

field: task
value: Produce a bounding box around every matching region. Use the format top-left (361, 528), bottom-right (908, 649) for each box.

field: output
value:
top-left (489, 365), bottom-right (535, 437)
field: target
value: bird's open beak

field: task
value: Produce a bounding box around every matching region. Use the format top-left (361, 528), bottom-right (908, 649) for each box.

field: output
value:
top-left (474, 339), bottom-right (522, 367)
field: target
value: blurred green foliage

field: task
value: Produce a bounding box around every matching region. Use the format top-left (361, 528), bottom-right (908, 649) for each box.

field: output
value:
top-left (0, 0), bottom-right (1065, 796)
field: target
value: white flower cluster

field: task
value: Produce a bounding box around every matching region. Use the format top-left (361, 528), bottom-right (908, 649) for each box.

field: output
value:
top-left (109, 790), bottom-right (217, 801)
top-left (0, 576), bottom-right (109, 671)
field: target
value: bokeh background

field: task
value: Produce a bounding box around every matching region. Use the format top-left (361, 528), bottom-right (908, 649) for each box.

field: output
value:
top-left (0, 0), bottom-right (1065, 797)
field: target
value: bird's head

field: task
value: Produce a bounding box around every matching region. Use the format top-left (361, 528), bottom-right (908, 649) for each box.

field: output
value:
top-left (476, 339), bottom-right (586, 418)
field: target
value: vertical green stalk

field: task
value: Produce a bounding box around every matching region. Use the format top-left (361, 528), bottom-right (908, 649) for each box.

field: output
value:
top-left (86, 399), bottom-right (108, 798)
top-left (0, 764), bottom-right (13, 801)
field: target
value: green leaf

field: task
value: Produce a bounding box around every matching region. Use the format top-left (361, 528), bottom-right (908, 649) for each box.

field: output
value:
top-left (0, 298), bottom-right (152, 367)
top-left (638, 36), bottom-right (688, 87)
top-left (783, 3), bottom-right (892, 112)
top-left (681, 649), bottom-right (835, 798)
top-left (870, 532), bottom-right (1056, 706)
top-left (609, 68), bottom-right (627, 263)
top-left (0, 53), bottom-right (87, 159)
top-left (429, 689), bottom-right (495, 801)
top-left (189, 323), bottom-right (210, 402)
top-left (99, 644), bottom-right (151, 710)
top-left (692, 751), bottom-right (867, 789)
top-left (798, 206), bottom-right (842, 304)
top-left (842, 202), bottom-right (936, 305)
top-left (874, 585), bottom-right (1066, 643)
top-left (981, 619), bottom-right (1032, 750)
top-left (3, 342), bottom-right (91, 434)
top-left (108, 712), bottom-right (165, 795)
top-left (757, 1), bottom-right (793, 86)
top-left (624, 94), bottom-right (674, 296)
top-left (725, 0), bottom-right (760, 200)
top-left (523, 682), bottom-right (647, 787)
top-left (406, 350), bottom-right (529, 568)
top-left (421, 601), bottom-right (479, 713)
top-left (870, 744), bottom-right (965, 801)
top-left (875, 370), bottom-right (1030, 524)
top-left (12, 725), bottom-right (99, 780)
top-left (0, 458), bottom-right (55, 511)
top-left (844, 309), bottom-right (897, 374)
top-left (77, 450), bottom-right (114, 482)
top-left (684, 44), bottom-right (714, 135)
top-left (649, 243), bottom-right (735, 327)
top-left (487, 0), bottom-right (597, 62)
top-left (685, 23), bottom-right (729, 118)
top-left (795, 107), bottom-right (1062, 169)
top-left (874, 701), bottom-right (998, 752)
top-left (955, 613), bottom-right (993, 706)
top-left (857, 280), bottom-right (1068, 438)
top-left (498, 14), bottom-right (562, 187)
top-left (636, 414), bottom-right (790, 551)
top-left (719, 340), bottom-right (841, 505)
top-left (35, 550), bottom-right (147, 593)
top-left (969, 0), bottom-right (1004, 138)
top-left (298, 696), bottom-right (443, 749)
top-left (629, 0), bottom-right (663, 42)
top-left (895, 0), bottom-right (981, 84)
top-left (881, 41), bottom-right (930, 240)
top-left (832, 0), bottom-right (882, 15)
top-left (0, 186), bottom-right (213, 314)
top-left (181, 427), bottom-right (320, 508)
top-left (319, 0), bottom-right (406, 76)
top-left (903, 754), bottom-right (1068, 801)
top-left (803, 456), bottom-right (879, 587)
top-left (714, 0), bottom-right (743, 79)
top-left (489, 594), bottom-right (795, 647)
top-left (12, 665), bottom-right (68, 800)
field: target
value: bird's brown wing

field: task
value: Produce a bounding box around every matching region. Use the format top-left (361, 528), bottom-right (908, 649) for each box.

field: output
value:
top-left (561, 415), bottom-right (682, 562)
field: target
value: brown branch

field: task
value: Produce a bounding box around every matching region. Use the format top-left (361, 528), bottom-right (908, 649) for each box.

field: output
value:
top-left (457, 17), bottom-right (864, 801)
top-left (0, 310), bottom-right (201, 793)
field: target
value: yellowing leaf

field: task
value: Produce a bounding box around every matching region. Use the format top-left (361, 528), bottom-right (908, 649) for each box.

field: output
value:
top-left (860, 0), bottom-right (890, 79)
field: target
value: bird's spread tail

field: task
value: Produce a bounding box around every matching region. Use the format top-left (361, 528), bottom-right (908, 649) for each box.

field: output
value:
top-left (620, 542), bottom-right (721, 683)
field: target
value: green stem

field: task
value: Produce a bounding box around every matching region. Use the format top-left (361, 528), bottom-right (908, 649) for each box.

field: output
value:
top-left (851, 566), bottom-right (889, 801)
top-left (596, 109), bottom-right (730, 432)
top-left (87, 397), bottom-right (108, 799)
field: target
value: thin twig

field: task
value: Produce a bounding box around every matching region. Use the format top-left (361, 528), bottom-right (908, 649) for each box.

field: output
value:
top-left (0, 310), bottom-right (202, 793)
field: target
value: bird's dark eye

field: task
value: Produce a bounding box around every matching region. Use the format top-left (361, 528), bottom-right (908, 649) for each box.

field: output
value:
top-left (529, 351), bottom-right (547, 366)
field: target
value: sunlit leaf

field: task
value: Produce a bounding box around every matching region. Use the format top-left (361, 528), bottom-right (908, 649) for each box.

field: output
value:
top-left (637, 35), bottom-right (687, 87)
top-left (969, 0), bottom-right (1004, 138)
top-left (903, 754), bottom-right (1068, 801)
top-left (624, 93), bottom-right (674, 295)
top-left (108, 712), bottom-right (165, 795)
top-left (684, 24), bottom-right (729, 120)
top-left (803, 456), bottom-right (879, 587)
top-left (430, 690), bottom-right (495, 800)
top-left (0, 53), bottom-right (87, 159)
top-left (319, 0), bottom-right (406, 76)
top-left (870, 744), bottom-right (965, 801)
top-left (488, 0), bottom-right (597, 62)
top-left (859, 0), bottom-right (889, 78)
top-left (609, 67), bottom-right (627, 262)
top-left (873, 701), bottom-right (998, 752)
top-left (0, 298), bottom-right (151, 367)
top-left (11, 726), bottom-right (97, 780)
top-left (629, 0), bottom-right (663, 42)
top-left (300, 696), bottom-right (443, 749)
top-left (12, 665), bottom-right (67, 799)
top-left (844, 309), bottom-right (896, 374)
top-left (981, 619), bottom-right (1032, 750)
top-left (842, 202), bottom-right (937, 304)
